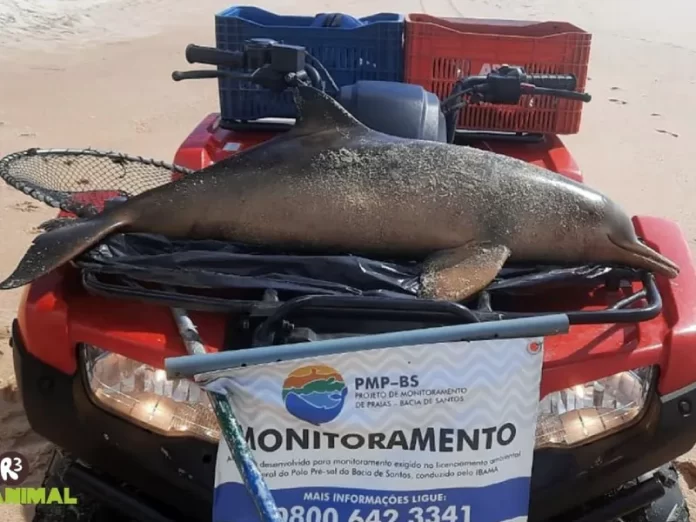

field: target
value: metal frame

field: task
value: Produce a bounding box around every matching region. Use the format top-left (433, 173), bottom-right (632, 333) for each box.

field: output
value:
top-left (81, 266), bottom-right (662, 328)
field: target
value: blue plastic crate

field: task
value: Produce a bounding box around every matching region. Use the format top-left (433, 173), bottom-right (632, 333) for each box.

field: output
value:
top-left (215, 6), bottom-right (404, 122)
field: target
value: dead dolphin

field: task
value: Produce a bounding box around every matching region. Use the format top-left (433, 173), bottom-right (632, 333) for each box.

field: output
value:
top-left (0, 85), bottom-right (679, 301)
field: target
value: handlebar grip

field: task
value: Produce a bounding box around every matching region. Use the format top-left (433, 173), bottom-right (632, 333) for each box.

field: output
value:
top-left (523, 74), bottom-right (577, 91)
top-left (185, 44), bottom-right (244, 68)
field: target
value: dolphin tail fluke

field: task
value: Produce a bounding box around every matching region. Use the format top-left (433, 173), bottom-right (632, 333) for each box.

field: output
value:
top-left (609, 235), bottom-right (680, 279)
top-left (0, 213), bottom-right (126, 290)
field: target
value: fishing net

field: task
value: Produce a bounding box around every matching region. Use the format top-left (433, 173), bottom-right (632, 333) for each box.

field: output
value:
top-left (0, 148), bottom-right (193, 218)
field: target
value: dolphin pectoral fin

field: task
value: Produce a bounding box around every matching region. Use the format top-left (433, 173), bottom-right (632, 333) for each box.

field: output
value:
top-left (0, 213), bottom-right (125, 290)
top-left (419, 243), bottom-right (511, 302)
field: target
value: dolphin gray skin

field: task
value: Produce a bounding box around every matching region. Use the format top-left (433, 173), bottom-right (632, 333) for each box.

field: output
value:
top-left (0, 85), bottom-right (680, 301)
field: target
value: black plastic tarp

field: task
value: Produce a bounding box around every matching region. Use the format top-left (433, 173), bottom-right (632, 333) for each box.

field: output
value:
top-left (75, 232), bottom-right (619, 299)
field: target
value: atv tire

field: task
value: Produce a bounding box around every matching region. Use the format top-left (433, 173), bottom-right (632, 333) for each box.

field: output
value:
top-left (32, 450), bottom-right (126, 522)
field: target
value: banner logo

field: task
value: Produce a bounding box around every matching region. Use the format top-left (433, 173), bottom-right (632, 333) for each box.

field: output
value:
top-left (282, 365), bottom-right (348, 425)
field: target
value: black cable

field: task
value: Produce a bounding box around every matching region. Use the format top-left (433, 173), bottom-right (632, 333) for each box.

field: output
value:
top-left (304, 64), bottom-right (323, 89)
top-left (305, 52), bottom-right (340, 94)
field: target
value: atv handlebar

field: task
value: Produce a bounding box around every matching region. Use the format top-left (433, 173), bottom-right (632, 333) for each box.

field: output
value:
top-left (172, 40), bottom-right (328, 92)
top-left (442, 65), bottom-right (592, 142)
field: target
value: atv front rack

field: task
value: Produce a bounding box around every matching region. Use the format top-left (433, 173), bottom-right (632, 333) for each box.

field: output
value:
top-left (79, 255), bottom-right (662, 343)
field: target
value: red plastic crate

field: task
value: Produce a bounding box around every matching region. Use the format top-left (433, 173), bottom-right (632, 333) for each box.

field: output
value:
top-left (404, 15), bottom-right (592, 134)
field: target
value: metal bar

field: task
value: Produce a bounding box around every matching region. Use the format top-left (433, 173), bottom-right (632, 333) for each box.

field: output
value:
top-left (498, 273), bottom-right (661, 325)
top-left (169, 306), bottom-right (280, 522)
top-left (165, 313), bottom-right (569, 379)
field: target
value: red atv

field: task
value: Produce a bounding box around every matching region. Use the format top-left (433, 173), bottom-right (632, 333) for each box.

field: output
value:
top-left (5, 39), bottom-right (696, 522)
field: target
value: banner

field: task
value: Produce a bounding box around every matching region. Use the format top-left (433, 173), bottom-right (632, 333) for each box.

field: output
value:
top-left (211, 337), bottom-right (544, 522)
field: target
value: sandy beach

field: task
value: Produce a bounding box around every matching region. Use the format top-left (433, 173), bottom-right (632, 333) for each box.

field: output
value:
top-left (0, 0), bottom-right (695, 520)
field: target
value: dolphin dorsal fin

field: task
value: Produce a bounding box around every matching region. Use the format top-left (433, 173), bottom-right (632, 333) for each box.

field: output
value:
top-left (290, 84), bottom-right (368, 135)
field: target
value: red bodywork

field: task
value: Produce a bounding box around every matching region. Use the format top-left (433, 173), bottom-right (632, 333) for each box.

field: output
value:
top-left (18, 115), bottom-right (696, 399)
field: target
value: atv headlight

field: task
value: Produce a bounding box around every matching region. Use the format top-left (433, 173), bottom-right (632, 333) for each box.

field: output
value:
top-left (535, 366), bottom-right (655, 448)
top-left (81, 345), bottom-right (220, 442)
